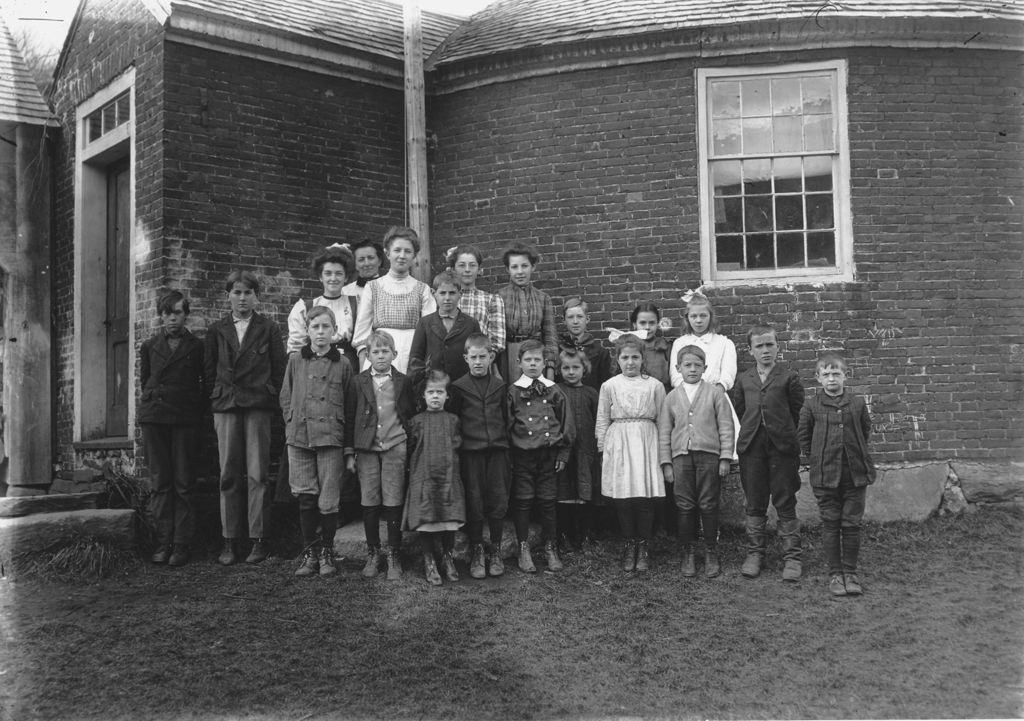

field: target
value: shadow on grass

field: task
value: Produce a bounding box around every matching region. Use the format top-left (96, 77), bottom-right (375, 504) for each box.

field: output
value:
top-left (1, 506), bottom-right (1022, 720)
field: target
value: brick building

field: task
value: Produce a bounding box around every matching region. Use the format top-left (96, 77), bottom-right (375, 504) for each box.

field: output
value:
top-left (37, 0), bottom-right (1024, 505)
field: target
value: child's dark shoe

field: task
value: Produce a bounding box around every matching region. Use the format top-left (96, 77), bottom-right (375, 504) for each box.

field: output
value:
top-left (168, 545), bottom-right (189, 567)
top-left (544, 541), bottom-right (564, 571)
top-left (488, 549), bottom-right (505, 577)
top-left (828, 574), bottom-right (847, 597)
top-left (704, 548), bottom-right (720, 578)
top-left (441, 551), bottom-right (459, 582)
top-left (218, 539), bottom-right (237, 566)
top-left (782, 559), bottom-right (802, 582)
top-left (424, 554), bottom-right (443, 586)
top-left (517, 542), bottom-right (536, 573)
top-left (385, 547), bottom-right (403, 581)
top-left (469, 544), bottom-right (487, 579)
top-left (621, 539), bottom-right (637, 572)
top-left (151, 545), bottom-right (171, 564)
top-left (741, 553), bottom-right (762, 579)
top-left (680, 546), bottom-right (697, 577)
top-left (245, 539), bottom-right (269, 564)
top-left (362, 546), bottom-right (382, 578)
top-left (319, 547), bottom-right (337, 576)
top-left (843, 573), bottom-right (863, 595)
top-left (635, 540), bottom-right (650, 572)
top-left (294, 548), bottom-right (319, 577)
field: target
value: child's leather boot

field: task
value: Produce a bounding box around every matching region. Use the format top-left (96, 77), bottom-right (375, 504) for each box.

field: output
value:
top-left (544, 541), bottom-right (564, 571)
top-left (218, 538), bottom-right (237, 566)
top-left (779, 519), bottom-right (803, 582)
top-left (635, 540), bottom-right (650, 572)
top-left (517, 541), bottom-right (536, 573)
top-left (489, 547), bottom-right (505, 577)
top-left (621, 539), bottom-right (637, 572)
top-left (385, 546), bottom-right (403, 581)
top-left (741, 516), bottom-right (766, 578)
top-left (704, 547), bottom-right (720, 578)
top-left (441, 551), bottom-right (459, 582)
top-left (680, 546), bottom-right (697, 577)
top-left (423, 553), bottom-right (443, 586)
top-left (469, 544), bottom-right (487, 579)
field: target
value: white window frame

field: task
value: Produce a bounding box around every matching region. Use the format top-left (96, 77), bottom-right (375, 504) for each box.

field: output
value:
top-left (696, 60), bottom-right (854, 287)
top-left (73, 68), bottom-right (136, 442)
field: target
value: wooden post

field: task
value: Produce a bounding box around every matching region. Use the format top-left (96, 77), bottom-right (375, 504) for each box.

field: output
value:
top-left (0, 123), bottom-right (53, 491)
top-left (404, 0), bottom-right (431, 282)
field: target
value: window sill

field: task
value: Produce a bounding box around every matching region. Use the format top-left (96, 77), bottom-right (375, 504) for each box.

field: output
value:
top-left (73, 437), bottom-right (133, 451)
top-left (701, 271), bottom-right (855, 289)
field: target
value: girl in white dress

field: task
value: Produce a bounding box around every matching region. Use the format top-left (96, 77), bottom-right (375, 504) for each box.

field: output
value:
top-left (352, 227), bottom-right (436, 373)
top-left (596, 334), bottom-right (667, 572)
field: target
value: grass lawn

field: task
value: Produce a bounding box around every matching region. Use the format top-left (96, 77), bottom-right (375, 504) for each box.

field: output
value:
top-left (1, 506), bottom-right (1022, 720)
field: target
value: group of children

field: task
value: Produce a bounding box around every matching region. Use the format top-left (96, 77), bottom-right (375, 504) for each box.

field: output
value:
top-left (140, 233), bottom-right (875, 597)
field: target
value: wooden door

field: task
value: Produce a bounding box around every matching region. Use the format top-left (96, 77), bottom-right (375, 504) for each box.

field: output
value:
top-left (105, 159), bottom-right (130, 437)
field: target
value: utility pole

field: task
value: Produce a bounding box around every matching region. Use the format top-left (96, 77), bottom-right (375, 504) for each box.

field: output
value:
top-left (403, 0), bottom-right (430, 281)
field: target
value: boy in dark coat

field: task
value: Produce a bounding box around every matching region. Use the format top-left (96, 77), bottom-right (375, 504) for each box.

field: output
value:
top-left (344, 330), bottom-right (417, 580)
top-left (449, 333), bottom-right (510, 578)
top-left (798, 352), bottom-right (875, 597)
top-left (408, 271), bottom-right (482, 387)
top-left (140, 291), bottom-right (206, 566)
top-left (731, 325), bottom-right (805, 582)
top-left (204, 271), bottom-right (287, 566)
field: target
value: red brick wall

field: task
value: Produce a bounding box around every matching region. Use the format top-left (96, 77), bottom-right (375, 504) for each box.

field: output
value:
top-left (427, 47), bottom-right (1024, 464)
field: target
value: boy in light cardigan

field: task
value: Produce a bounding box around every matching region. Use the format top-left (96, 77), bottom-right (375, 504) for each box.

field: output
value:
top-left (658, 345), bottom-right (734, 578)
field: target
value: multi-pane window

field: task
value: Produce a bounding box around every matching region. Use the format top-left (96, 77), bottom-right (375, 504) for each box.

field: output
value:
top-left (697, 61), bottom-right (853, 284)
top-left (85, 91), bottom-right (130, 144)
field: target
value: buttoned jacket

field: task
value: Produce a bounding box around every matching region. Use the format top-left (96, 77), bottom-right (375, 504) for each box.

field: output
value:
top-left (344, 367), bottom-right (417, 451)
top-left (798, 390), bottom-right (876, 488)
top-left (657, 380), bottom-right (735, 464)
top-left (280, 345), bottom-right (355, 449)
top-left (449, 373), bottom-right (509, 450)
top-left (138, 330), bottom-right (207, 425)
top-left (407, 310), bottom-right (481, 386)
top-left (204, 312), bottom-right (287, 412)
top-left (506, 380), bottom-right (576, 464)
top-left (731, 364), bottom-right (805, 456)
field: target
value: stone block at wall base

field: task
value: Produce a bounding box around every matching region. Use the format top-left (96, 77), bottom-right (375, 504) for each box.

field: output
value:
top-left (952, 461), bottom-right (1024, 503)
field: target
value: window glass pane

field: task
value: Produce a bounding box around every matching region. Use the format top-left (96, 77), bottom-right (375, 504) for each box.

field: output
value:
top-left (802, 76), bottom-right (833, 115)
top-left (716, 235), bottom-right (743, 269)
top-left (87, 112), bottom-right (102, 142)
top-left (712, 119), bottom-right (741, 156)
top-left (804, 156), bottom-right (833, 191)
top-left (777, 233), bottom-right (805, 267)
top-left (715, 197), bottom-right (744, 234)
top-left (711, 81), bottom-right (741, 118)
top-left (742, 159), bottom-right (771, 195)
top-left (116, 94), bottom-right (130, 125)
top-left (746, 234), bottom-right (774, 268)
top-left (741, 78), bottom-right (771, 117)
top-left (804, 114), bottom-right (833, 151)
top-left (771, 77), bottom-right (801, 115)
top-left (775, 195), bottom-right (804, 231)
top-left (712, 160), bottom-right (742, 195)
top-left (806, 194), bottom-right (834, 229)
top-left (745, 196), bottom-right (773, 232)
top-left (773, 116), bottom-right (802, 153)
top-left (807, 232), bottom-right (836, 266)
top-left (774, 157), bottom-right (802, 192)
top-left (742, 117), bottom-right (772, 154)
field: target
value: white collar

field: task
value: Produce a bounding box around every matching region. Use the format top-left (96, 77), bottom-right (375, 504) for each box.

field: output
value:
top-left (513, 374), bottom-right (555, 389)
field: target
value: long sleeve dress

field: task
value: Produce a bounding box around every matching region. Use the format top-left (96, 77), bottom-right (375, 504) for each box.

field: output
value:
top-left (595, 374), bottom-right (667, 499)
top-left (403, 411), bottom-right (466, 532)
top-left (352, 272), bottom-right (436, 373)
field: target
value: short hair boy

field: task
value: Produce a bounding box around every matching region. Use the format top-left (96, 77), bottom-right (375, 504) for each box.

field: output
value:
top-left (140, 291), bottom-right (206, 567)
top-left (798, 352), bottom-right (876, 597)
top-left (730, 325), bottom-right (805, 581)
top-left (204, 271), bottom-right (287, 566)
top-left (449, 333), bottom-right (510, 578)
top-left (344, 330), bottom-right (417, 580)
top-left (407, 271), bottom-right (482, 387)
top-left (506, 339), bottom-right (576, 573)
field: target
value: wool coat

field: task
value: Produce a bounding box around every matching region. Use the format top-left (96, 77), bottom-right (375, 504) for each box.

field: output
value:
top-left (731, 364), bottom-right (805, 457)
top-left (204, 312), bottom-right (287, 412)
top-left (344, 367), bottom-right (417, 451)
top-left (407, 310), bottom-right (482, 386)
top-left (279, 345), bottom-right (355, 449)
top-left (138, 330), bottom-right (207, 425)
top-left (798, 390), bottom-right (876, 488)
top-left (449, 373), bottom-right (509, 450)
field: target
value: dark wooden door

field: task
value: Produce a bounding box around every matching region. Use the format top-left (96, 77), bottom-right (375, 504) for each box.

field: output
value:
top-left (106, 158), bottom-right (130, 437)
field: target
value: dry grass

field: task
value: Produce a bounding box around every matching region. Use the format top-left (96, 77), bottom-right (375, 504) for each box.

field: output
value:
top-left (1, 506), bottom-right (1021, 720)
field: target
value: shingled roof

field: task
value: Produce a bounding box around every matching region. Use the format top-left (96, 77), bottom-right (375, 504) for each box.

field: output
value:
top-left (0, 15), bottom-right (53, 125)
top-left (171, 0), bottom-right (463, 61)
top-left (430, 0), bottom-right (1024, 66)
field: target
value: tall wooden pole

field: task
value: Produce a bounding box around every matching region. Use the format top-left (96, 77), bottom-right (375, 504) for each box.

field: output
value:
top-left (404, 0), bottom-right (431, 281)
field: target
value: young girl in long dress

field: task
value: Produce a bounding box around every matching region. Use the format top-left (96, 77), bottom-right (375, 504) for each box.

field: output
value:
top-left (596, 335), bottom-right (667, 572)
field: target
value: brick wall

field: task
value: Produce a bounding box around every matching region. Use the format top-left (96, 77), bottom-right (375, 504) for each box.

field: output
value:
top-left (427, 47), bottom-right (1024, 464)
